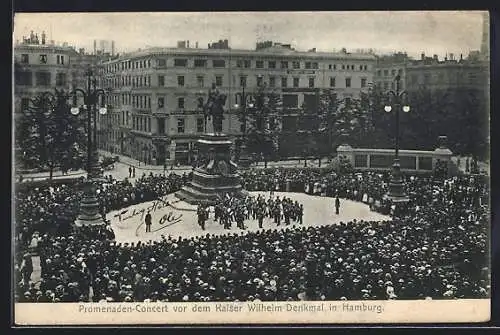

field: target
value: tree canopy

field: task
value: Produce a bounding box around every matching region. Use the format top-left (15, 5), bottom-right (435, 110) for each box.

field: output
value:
top-left (15, 89), bottom-right (87, 176)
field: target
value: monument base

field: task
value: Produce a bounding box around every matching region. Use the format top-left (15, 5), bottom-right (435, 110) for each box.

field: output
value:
top-left (175, 133), bottom-right (247, 205)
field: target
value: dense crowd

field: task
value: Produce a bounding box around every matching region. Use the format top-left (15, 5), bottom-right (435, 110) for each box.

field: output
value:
top-left (14, 165), bottom-right (490, 303)
top-left (15, 172), bottom-right (190, 242)
top-left (14, 172), bottom-right (189, 294)
top-left (241, 168), bottom-right (393, 213)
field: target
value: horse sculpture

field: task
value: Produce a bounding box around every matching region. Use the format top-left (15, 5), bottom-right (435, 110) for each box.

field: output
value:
top-left (204, 84), bottom-right (227, 135)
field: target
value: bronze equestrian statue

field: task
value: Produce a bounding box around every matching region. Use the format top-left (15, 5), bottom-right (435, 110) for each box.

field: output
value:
top-left (204, 83), bottom-right (227, 135)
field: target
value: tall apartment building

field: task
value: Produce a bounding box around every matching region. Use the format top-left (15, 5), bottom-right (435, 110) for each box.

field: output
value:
top-left (14, 31), bottom-right (102, 118)
top-left (98, 41), bottom-right (376, 164)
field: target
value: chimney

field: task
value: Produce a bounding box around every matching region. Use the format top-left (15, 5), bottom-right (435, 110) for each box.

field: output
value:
top-left (195, 41), bottom-right (198, 48)
top-left (421, 52), bottom-right (425, 60)
top-left (41, 31), bottom-right (46, 45)
top-left (94, 40), bottom-right (97, 55)
top-left (187, 40), bottom-right (190, 48)
top-left (460, 54), bottom-right (463, 61)
top-left (111, 41), bottom-right (115, 56)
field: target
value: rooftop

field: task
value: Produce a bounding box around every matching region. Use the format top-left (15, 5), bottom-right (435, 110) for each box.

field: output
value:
top-left (105, 45), bottom-right (377, 63)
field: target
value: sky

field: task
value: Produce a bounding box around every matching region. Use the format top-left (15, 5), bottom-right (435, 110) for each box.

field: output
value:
top-left (13, 11), bottom-right (487, 58)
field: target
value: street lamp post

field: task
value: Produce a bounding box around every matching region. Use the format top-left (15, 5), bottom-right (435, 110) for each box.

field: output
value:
top-left (69, 69), bottom-right (108, 228)
top-left (384, 74), bottom-right (410, 204)
top-left (234, 85), bottom-right (256, 168)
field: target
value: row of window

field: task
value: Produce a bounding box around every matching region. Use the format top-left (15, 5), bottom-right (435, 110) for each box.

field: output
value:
top-left (131, 95), bottom-right (152, 109)
top-left (117, 76), bottom-right (365, 111)
top-left (132, 115), bottom-right (152, 133)
top-left (376, 81), bottom-right (403, 91)
top-left (376, 68), bottom-right (404, 77)
top-left (105, 59), bottom-right (153, 73)
top-left (16, 71), bottom-right (67, 86)
top-left (104, 73), bottom-right (367, 90)
top-left (117, 93), bottom-right (185, 110)
top-left (104, 57), bottom-right (371, 72)
top-left (329, 64), bottom-right (369, 71)
top-left (103, 75), bottom-right (153, 89)
top-left (19, 54), bottom-right (66, 65)
top-left (129, 114), bottom-right (204, 134)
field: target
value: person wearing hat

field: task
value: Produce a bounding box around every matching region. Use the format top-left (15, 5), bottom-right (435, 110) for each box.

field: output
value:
top-left (197, 203), bottom-right (206, 231)
top-left (257, 205), bottom-right (265, 229)
top-left (335, 196), bottom-right (341, 215)
top-left (145, 211), bottom-right (152, 233)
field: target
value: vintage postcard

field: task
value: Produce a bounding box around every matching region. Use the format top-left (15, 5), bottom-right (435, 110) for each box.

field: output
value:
top-left (12, 11), bottom-right (490, 325)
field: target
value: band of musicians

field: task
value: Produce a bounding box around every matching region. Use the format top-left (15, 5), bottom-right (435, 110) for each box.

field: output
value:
top-left (196, 194), bottom-right (304, 231)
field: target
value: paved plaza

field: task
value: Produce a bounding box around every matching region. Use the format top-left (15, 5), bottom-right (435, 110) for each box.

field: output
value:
top-left (109, 191), bottom-right (391, 244)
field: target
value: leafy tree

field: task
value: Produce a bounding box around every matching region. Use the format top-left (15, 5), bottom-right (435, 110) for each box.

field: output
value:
top-left (15, 89), bottom-right (87, 178)
top-left (404, 87), bottom-right (488, 159)
top-left (238, 84), bottom-right (281, 165)
top-left (316, 89), bottom-right (382, 155)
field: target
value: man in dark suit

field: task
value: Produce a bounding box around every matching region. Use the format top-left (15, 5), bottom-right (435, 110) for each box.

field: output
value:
top-left (257, 206), bottom-right (264, 228)
top-left (197, 203), bottom-right (206, 230)
top-left (335, 196), bottom-right (341, 215)
top-left (145, 212), bottom-right (152, 232)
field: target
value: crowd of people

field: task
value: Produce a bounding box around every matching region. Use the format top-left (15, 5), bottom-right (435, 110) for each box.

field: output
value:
top-left (14, 165), bottom-right (490, 303)
top-left (15, 172), bottom-right (190, 243)
top-left (241, 168), bottom-right (393, 213)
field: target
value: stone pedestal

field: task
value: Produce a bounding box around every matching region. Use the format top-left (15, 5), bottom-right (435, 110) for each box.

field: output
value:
top-left (175, 133), bottom-right (246, 205)
top-left (384, 158), bottom-right (410, 203)
top-left (74, 180), bottom-right (106, 228)
top-left (238, 141), bottom-right (252, 169)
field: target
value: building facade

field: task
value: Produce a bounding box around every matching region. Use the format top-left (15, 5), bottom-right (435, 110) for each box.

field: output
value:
top-left (98, 42), bottom-right (376, 164)
top-left (405, 53), bottom-right (488, 94)
top-left (373, 52), bottom-right (410, 92)
top-left (13, 31), bottom-right (102, 117)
